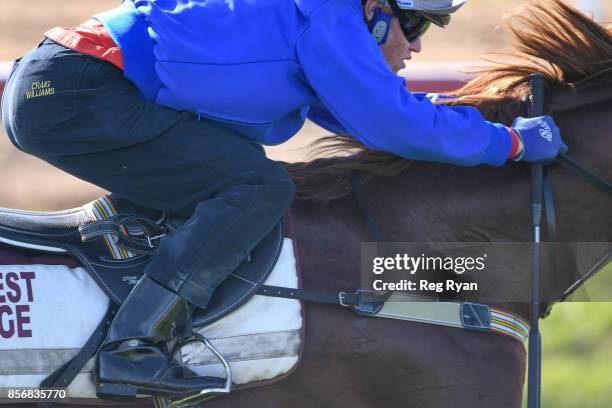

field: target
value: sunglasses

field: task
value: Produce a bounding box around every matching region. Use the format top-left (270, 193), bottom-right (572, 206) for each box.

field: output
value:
top-left (399, 13), bottom-right (432, 43)
top-left (392, 7), bottom-right (452, 43)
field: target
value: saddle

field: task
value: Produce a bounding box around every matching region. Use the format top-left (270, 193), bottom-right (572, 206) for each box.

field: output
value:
top-left (0, 195), bottom-right (306, 408)
top-left (0, 195), bottom-right (286, 407)
top-left (0, 195), bottom-right (283, 328)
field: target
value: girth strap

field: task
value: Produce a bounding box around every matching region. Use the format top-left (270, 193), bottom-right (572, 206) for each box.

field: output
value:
top-left (37, 303), bottom-right (119, 408)
top-left (258, 284), bottom-right (363, 306)
top-left (256, 285), bottom-right (529, 342)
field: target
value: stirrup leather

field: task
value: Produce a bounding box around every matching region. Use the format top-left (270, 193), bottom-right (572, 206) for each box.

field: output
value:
top-left (79, 213), bottom-right (167, 255)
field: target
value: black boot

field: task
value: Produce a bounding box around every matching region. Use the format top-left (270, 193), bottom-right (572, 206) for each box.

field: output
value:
top-left (95, 274), bottom-right (224, 400)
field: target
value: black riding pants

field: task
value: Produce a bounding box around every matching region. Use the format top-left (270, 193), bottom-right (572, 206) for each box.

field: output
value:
top-left (1, 39), bottom-right (295, 309)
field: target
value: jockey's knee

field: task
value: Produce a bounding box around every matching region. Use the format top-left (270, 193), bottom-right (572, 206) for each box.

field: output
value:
top-left (250, 161), bottom-right (295, 211)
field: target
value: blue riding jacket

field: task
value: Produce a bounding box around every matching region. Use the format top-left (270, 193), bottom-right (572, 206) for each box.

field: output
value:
top-left (96, 0), bottom-right (512, 166)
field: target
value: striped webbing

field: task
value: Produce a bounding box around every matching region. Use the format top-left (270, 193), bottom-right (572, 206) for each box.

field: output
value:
top-left (490, 308), bottom-right (530, 343)
top-left (86, 195), bottom-right (136, 260)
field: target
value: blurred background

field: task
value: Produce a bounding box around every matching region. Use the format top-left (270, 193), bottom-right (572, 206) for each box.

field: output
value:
top-left (0, 1), bottom-right (611, 406)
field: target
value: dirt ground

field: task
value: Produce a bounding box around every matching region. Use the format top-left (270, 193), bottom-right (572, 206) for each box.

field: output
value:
top-left (0, 0), bottom-right (610, 209)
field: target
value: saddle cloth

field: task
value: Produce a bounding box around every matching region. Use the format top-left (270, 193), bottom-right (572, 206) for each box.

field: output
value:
top-left (0, 226), bottom-right (303, 400)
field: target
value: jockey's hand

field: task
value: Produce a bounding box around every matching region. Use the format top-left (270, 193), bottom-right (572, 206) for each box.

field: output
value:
top-left (510, 116), bottom-right (568, 163)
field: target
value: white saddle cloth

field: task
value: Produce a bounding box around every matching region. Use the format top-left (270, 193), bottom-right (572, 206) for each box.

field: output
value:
top-left (0, 237), bottom-right (302, 399)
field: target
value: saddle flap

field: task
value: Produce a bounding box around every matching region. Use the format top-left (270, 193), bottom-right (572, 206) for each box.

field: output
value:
top-left (192, 221), bottom-right (284, 327)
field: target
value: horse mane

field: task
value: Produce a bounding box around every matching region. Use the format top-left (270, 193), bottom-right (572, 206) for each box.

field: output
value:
top-left (287, 0), bottom-right (612, 203)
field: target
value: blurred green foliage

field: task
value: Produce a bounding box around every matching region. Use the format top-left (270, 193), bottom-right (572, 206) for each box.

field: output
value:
top-left (527, 262), bottom-right (612, 407)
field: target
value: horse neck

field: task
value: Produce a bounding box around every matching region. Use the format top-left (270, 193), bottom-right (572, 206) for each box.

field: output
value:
top-left (537, 71), bottom-right (612, 243)
top-left (549, 73), bottom-right (612, 176)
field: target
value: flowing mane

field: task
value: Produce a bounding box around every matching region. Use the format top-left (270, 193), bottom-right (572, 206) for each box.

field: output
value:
top-left (287, 0), bottom-right (612, 203)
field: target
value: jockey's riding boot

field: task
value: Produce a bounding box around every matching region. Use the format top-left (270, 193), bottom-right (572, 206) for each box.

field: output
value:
top-left (95, 274), bottom-right (224, 400)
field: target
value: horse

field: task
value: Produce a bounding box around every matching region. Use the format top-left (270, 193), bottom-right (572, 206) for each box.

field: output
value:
top-left (206, 1), bottom-right (611, 407)
top-left (5, 0), bottom-right (612, 407)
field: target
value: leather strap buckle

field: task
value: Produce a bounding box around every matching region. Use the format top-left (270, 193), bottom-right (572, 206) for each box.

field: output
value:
top-left (338, 292), bottom-right (350, 307)
top-left (459, 302), bottom-right (491, 331)
top-left (79, 214), bottom-right (167, 255)
top-left (351, 290), bottom-right (391, 316)
top-left (146, 233), bottom-right (166, 248)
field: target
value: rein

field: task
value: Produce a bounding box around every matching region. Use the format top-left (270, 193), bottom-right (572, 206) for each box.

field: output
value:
top-left (527, 73), bottom-right (545, 408)
top-left (556, 155), bottom-right (612, 198)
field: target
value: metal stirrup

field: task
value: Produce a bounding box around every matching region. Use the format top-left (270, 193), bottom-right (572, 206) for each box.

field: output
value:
top-left (167, 334), bottom-right (232, 408)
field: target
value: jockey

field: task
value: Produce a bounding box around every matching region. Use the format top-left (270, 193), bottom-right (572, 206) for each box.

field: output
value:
top-left (1, 0), bottom-right (567, 400)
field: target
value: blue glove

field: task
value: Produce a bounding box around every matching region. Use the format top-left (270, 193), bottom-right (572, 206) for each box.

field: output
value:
top-left (511, 116), bottom-right (568, 163)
